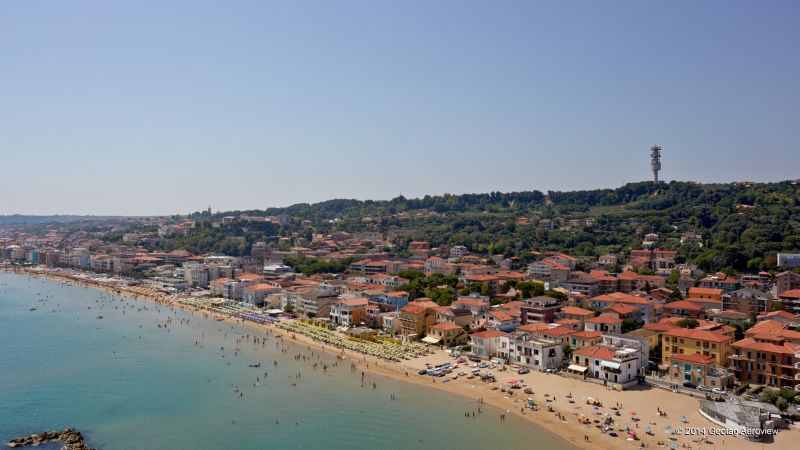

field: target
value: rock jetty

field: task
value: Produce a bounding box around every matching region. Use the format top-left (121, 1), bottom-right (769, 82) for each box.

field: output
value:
top-left (7, 428), bottom-right (95, 449)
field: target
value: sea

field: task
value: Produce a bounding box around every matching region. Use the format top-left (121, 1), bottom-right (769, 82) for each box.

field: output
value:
top-left (0, 272), bottom-right (574, 449)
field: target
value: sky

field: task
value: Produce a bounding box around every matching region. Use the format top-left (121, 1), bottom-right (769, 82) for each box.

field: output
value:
top-left (1, 1), bottom-right (798, 215)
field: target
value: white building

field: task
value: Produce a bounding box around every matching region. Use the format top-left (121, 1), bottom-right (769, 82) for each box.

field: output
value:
top-left (329, 297), bottom-right (369, 327)
top-left (498, 334), bottom-right (562, 371)
top-left (183, 263), bottom-right (209, 288)
top-left (450, 245), bottom-right (469, 258)
top-left (568, 344), bottom-right (644, 388)
top-left (777, 253), bottom-right (800, 268)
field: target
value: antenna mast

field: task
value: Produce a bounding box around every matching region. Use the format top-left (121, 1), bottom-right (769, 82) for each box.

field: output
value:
top-left (650, 145), bottom-right (662, 187)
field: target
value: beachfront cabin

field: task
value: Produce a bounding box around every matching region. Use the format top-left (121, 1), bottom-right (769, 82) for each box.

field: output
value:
top-left (346, 327), bottom-right (378, 341)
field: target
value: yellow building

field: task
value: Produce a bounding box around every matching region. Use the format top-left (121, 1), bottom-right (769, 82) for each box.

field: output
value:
top-left (662, 328), bottom-right (732, 367)
top-left (568, 330), bottom-right (603, 349)
top-left (425, 322), bottom-right (468, 347)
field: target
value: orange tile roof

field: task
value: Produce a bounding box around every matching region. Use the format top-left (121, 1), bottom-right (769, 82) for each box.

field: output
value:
top-left (337, 297), bottom-right (369, 307)
top-left (236, 273), bottom-right (263, 281)
top-left (571, 330), bottom-right (602, 339)
top-left (732, 338), bottom-right (800, 355)
top-left (586, 316), bottom-right (623, 324)
top-left (663, 300), bottom-right (703, 312)
top-left (603, 304), bottom-right (638, 314)
top-left (516, 322), bottom-right (551, 333)
top-left (779, 289), bottom-right (800, 299)
top-left (644, 322), bottom-right (679, 332)
top-left (432, 322), bottom-right (463, 331)
top-left (561, 306), bottom-right (594, 316)
top-left (757, 310), bottom-right (799, 320)
top-left (573, 345), bottom-right (615, 360)
top-left (688, 287), bottom-right (723, 296)
top-left (670, 353), bottom-right (715, 365)
top-left (664, 328), bottom-right (732, 343)
top-left (400, 304), bottom-right (425, 314)
top-left (470, 330), bottom-right (507, 339)
top-left (542, 327), bottom-right (577, 336)
top-left (488, 310), bottom-right (514, 321)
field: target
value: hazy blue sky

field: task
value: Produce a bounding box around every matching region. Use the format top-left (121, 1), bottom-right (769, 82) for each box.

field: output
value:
top-left (2, 1), bottom-right (798, 215)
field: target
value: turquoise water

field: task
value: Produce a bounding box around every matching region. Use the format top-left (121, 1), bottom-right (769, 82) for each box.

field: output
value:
top-left (0, 272), bottom-right (573, 449)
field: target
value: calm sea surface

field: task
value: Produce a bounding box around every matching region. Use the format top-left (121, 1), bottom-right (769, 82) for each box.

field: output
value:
top-left (0, 272), bottom-right (574, 449)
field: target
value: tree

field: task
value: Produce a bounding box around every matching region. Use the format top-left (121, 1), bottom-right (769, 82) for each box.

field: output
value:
top-left (676, 318), bottom-right (699, 329)
top-left (516, 281), bottom-right (544, 299)
top-left (621, 319), bottom-right (638, 333)
top-left (544, 290), bottom-right (568, 301)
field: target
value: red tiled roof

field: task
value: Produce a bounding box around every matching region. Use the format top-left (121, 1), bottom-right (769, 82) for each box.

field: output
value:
top-left (757, 310), bottom-right (798, 320)
top-left (337, 297), bottom-right (369, 307)
top-left (488, 310), bottom-right (514, 321)
top-left (573, 345), bottom-right (615, 360)
top-left (603, 304), bottom-right (638, 314)
top-left (732, 338), bottom-right (800, 355)
top-left (516, 322), bottom-right (550, 333)
top-left (571, 330), bottom-right (602, 339)
top-left (688, 287), bottom-right (723, 296)
top-left (432, 322), bottom-right (463, 331)
top-left (586, 316), bottom-right (623, 324)
top-left (561, 306), bottom-right (594, 316)
top-left (779, 289), bottom-right (800, 299)
top-left (670, 353), bottom-right (715, 365)
top-left (470, 330), bottom-right (506, 339)
top-left (663, 300), bottom-right (703, 312)
top-left (664, 328), bottom-right (732, 343)
top-left (541, 327), bottom-right (577, 336)
top-left (644, 322), bottom-right (679, 332)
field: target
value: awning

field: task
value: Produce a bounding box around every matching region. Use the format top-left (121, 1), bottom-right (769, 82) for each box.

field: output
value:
top-left (600, 361), bottom-right (621, 370)
top-left (567, 364), bottom-right (588, 373)
top-left (421, 336), bottom-right (441, 344)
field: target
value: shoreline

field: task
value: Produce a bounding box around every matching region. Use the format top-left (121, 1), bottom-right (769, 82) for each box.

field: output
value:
top-left (4, 267), bottom-right (798, 450)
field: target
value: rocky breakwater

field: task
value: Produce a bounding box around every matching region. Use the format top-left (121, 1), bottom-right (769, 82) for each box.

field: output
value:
top-left (7, 428), bottom-right (95, 450)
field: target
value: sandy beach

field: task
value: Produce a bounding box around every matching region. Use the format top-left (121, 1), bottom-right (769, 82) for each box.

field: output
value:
top-left (6, 266), bottom-right (799, 450)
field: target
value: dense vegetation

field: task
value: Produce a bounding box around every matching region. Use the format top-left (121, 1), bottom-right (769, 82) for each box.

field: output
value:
top-left (171, 180), bottom-right (800, 273)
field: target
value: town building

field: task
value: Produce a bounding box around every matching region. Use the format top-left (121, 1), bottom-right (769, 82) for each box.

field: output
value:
top-left (499, 334), bottom-right (562, 371)
top-left (666, 353), bottom-right (734, 389)
top-left (662, 328), bottom-right (733, 367)
top-left (730, 335), bottom-right (799, 389)
top-left (424, 322), bottom-right (468, 347)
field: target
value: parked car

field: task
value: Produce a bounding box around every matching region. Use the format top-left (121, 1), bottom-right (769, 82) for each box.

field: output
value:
top-left (518, 367), bottom-right (530, 374)
top-left (697, 385), bottom-right (711, 392)
top-left (712, 388), bottom-right (726, 395)
top-left (546, 368), bottom-right (559, 374)
top-left (682, 381), bottom-right (697, 389)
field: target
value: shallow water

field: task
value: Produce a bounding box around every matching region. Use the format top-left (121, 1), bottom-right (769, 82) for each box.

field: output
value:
top-left (0, 272), bottom-right (574, 449)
